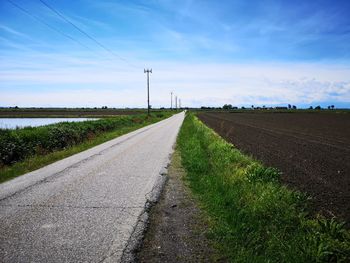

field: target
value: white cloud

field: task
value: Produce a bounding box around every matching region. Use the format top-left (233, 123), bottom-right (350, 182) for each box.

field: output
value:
top-left (0, 52), bottom-right (349, 108)
top-left (0, 89), bottom-right (146, 108)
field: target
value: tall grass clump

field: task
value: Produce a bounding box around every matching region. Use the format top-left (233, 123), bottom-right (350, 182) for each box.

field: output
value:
top-left (0, 112), bottom-right (171, 168)
top-left (177, 113), bottom-right (350, 262)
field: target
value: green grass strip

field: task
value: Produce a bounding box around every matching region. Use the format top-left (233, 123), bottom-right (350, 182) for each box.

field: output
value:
top-left (0, 112), bottom-right (172, 183)
top-left (177, 113), bottom-right (350, 263)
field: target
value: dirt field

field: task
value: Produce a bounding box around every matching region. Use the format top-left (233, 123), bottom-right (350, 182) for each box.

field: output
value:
top-left (198, 112), bottom-right (350, 223)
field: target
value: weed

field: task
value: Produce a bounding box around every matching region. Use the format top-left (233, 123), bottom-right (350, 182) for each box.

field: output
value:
top-left (245, 164), bottom-right (280, 183)
top-left (177, 113), bottom-right (350, 262)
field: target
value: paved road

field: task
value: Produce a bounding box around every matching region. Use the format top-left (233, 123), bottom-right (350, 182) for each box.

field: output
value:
top-left (0, 112), bottom-right (184, 262)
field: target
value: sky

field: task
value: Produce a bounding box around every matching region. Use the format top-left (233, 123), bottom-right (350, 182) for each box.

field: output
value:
top-left (0, 0), bottom-right (350, 108)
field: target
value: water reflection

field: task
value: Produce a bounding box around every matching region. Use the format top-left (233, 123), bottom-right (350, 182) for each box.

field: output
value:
top-left (0, 118), bottom-right (98, 129)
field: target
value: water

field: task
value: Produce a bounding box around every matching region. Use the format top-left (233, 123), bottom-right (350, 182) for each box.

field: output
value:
top-left (0, 118), bottom-right (98, 129)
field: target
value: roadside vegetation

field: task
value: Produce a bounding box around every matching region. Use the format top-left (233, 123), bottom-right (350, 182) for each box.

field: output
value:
top-left (0, 112), bottom-right (172, 183)
top-left (177, 113), bottom-right (350, 262)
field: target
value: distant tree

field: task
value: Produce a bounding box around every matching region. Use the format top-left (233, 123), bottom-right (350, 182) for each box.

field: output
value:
top-left (327, 106), bottom-right (331, 110)
top-left (241, 106), bottom-right (246, 110)
top-left (315, 105), bottom-right (321, 110)
top-left (331, 105), bottom-right (335, 110)
top-left (223, 104), bottom-right (233, 110)
top-left (292, 105), bottom-right (297, 109)
top-left (14, 106), bottom-right (19, 109)
top-left (309, 106), bottom-right (313, 110)
top-left (288, 104), bottom-right (291, 109)
top-left (251, 105), bottom-right (254, 109)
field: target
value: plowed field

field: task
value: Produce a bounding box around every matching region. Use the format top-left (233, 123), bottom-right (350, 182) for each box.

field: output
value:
top-left (198, 112), bottom-right (350, 223)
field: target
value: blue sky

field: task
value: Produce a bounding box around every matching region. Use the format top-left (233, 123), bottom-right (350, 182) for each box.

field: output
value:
top-left (0, 0), bottom-right (350, 108)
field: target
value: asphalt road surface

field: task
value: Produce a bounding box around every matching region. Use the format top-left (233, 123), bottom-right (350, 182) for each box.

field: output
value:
top-left (0, 112), bottom-right (184, 263)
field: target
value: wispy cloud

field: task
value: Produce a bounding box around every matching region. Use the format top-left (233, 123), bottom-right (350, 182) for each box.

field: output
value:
top-left (1, 0), bottom-right (349, 107)
top-left (1, 48), bottom-right (349, 108)
top-left (0, 25), bottom-right (29, 38)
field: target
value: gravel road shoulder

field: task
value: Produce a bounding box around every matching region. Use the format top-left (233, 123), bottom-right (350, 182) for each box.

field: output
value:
top-left (136, 149), bottom-right (217, 262)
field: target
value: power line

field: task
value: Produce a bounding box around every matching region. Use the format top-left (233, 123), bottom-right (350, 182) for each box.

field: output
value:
top-left (6, 0), bottom-right (96, 53)
top-left (38, 0), bottom-right (138, 68)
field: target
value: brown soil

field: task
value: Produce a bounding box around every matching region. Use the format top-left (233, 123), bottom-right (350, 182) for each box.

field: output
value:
top-left (136, 150), bottom-right (217, 262)
top-left (198, 112), bottom-right (350, 223)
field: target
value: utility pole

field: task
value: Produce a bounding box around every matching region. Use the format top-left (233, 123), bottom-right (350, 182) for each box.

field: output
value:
top-left (179, 99), bottom-right (181, 109)
top-left (171, 92), bottom-right (173, 110)
top-left (175, 96), bottom-right (177, 110)
top-left (144, 68), bottom-right (152, 116)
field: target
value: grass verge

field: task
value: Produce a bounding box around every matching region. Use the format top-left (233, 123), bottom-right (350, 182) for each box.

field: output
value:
top-left (177, 113), bottom-right (350, 262)
top-left (0, 112), bottom-right (172, 183)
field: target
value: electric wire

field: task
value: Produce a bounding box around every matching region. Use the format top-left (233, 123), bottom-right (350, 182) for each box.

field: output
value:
top-left (6, 0), bottom-right (98, 54)
top-left (38, 0), bottom-right (139, 69)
